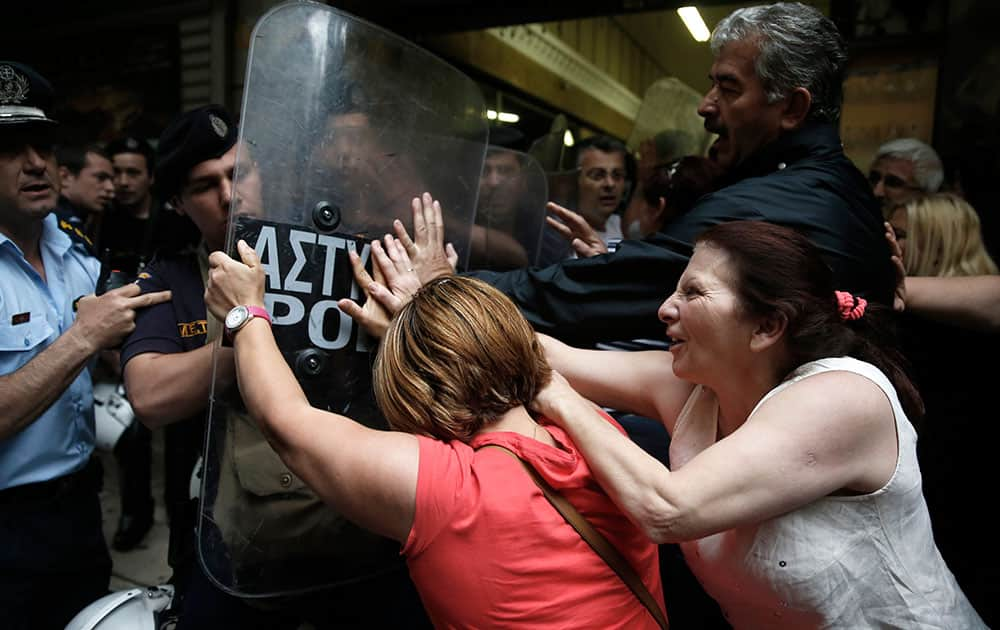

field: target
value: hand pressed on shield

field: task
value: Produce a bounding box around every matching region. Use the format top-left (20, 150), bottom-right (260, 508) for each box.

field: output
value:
top-left (392, 192), bottom-right (457, 285)
top-left (204, 239), bottom-right (266, 321)
top-left (545, 201), bottom-right (608, 258)
top-left (339, 236), bottom-right (421, 338)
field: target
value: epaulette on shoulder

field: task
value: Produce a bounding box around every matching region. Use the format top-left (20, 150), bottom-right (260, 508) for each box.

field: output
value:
top-left (57, 218), bottom-right (96, 257)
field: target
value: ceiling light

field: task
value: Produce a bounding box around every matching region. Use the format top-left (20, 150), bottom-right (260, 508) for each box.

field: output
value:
top-left (487, 109), bottom-right (520, 123)
top-left (677, 7), bottom-right (710, 42)
top-left (563, 129), bottom-right (574, 147)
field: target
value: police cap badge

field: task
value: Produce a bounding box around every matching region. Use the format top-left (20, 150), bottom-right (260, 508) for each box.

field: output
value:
top-left (0, 61), bottom-right (57, 126)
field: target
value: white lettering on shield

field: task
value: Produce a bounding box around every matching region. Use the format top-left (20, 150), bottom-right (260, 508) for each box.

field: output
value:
top-left (252, 225), bottom-right (372, 351)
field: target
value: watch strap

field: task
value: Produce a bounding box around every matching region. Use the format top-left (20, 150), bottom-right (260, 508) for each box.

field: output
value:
top-left (243, 305), bottom-right (271, 325)
top-left (223, 304), bottom-right (271, 346)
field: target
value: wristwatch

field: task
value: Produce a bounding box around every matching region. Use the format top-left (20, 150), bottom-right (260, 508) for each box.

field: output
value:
top-left (224, 304), bottom-right (271, 340)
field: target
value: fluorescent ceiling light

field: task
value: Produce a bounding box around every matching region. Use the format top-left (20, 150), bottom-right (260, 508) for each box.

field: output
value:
top-left (563, 129), bottom-right (575, 147)
top-left (487, 109), bottom-right (520, 123)
top-left (677, 7), bottom-right (710, 42)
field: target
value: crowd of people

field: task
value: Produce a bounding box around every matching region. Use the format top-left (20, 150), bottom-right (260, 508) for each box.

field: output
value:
top-left (1, 1), bottom-right (997, 628)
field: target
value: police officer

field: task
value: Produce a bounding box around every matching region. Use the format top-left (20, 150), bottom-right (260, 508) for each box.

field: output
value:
top-left (53, 143), bottom-right (115, 243)
top-left (0, 61), bottom-right (170, 630)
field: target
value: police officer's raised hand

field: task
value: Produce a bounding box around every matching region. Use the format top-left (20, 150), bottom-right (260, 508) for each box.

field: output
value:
top-left (205, 239), bottom-right (265, 320)
top-left (71, 283), bottom-right (172, 352)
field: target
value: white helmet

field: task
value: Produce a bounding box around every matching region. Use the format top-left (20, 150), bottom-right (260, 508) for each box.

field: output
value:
top-left (65, 585), bottom-right (174, 630)
top-left (92, 380), bottom-right (136, 452)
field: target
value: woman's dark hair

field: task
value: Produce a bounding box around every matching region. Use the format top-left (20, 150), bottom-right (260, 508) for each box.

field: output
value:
top-left (644, 156), bottom-right (722, 217)
top-left (696, 220), bottom-right (923, 422)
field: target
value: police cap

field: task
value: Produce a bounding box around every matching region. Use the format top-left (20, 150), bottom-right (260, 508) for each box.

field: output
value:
top-left (155, 104), bottom-right (236, 199)
top-left (0, 61), bottom-right (57, 126)
top-left (107, 134), bottom-right (156, 171)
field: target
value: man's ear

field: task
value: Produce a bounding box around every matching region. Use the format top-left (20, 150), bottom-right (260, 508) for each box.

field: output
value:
top-left (58, 165), bottom-right (73, 186)
top-left (780, 87), bottom-right (812, 131)
top-left (750, 311), bottom-right (787, 352)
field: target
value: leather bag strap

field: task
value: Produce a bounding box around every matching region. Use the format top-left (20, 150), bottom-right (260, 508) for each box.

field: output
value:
top-left (480, 444), bottom-right (669, 629)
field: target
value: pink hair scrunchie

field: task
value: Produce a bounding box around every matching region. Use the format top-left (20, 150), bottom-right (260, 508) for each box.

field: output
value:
top-left (835, 290), bottom-right (867, 321)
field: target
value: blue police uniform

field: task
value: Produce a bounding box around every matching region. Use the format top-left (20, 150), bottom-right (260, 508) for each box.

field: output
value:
top-left (0, 214), bottom-right (99, 486)
top-left (0, 212), bottom-right (111, 629)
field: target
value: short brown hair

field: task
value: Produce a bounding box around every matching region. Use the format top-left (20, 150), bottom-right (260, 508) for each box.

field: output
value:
top-left (373, 276), bottom-right (551, 442)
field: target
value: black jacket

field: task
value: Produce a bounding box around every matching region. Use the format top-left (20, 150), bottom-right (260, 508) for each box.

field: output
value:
top-left (471, 122), bottom-right (895, 345)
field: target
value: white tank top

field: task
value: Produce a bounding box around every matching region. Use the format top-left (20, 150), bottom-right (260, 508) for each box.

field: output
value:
top-left (671, 357), bottom-right (985, 629)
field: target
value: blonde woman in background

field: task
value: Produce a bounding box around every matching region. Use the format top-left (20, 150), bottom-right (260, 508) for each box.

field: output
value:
top-left (888, 193), bottom-right (998, 276)
top-left (887, 193), bottom-right (1000, 331)
top-left (887, 192), bottom-right (999, 625)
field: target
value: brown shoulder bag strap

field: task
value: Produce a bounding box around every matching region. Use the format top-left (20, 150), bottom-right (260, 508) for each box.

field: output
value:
top-left (480, 444), bottom-right (669, 629)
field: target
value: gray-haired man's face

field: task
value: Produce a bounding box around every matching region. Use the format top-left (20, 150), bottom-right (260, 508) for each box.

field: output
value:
top-left (698, 40), bottom-right (786, 171)
top-left (868, 157), bottom-right (921, 209)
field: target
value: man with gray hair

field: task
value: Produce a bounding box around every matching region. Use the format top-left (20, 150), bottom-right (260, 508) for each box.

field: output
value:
top-left (465, 2), bottom-right (893, 345)
top-left (869, 137), bottom-right (944, 210)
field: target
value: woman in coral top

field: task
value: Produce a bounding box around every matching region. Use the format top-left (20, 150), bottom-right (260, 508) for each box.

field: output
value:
top-left (204, 235), bottom-right (665, 629)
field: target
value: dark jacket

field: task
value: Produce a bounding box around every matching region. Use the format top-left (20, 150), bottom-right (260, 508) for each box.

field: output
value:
top-left (472, 122), bottom-right (894, 345)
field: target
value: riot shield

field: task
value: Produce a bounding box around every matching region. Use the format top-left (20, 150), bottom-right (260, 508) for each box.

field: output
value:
top-left (527, 113), bottom-right (572, 172)
top-left (467, 147), bottom-right (548, 270)
top-left (199, 1), bottom-right (487, 598)
top-left (626, 77), bottom-right (716, 163)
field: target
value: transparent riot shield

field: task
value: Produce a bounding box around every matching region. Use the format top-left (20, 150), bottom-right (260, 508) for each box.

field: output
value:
top-left (627, 77), bottom-right (716, 163)
top-left (465, 147), bottom-right (548, 270)
top-left (199, 1), bottom-right (487, 598)
top-left (527, 113), bottom-right (572, 172)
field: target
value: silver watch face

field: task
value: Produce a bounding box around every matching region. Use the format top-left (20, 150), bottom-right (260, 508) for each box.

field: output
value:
top-left (225, 305), bottom-right (250, 331)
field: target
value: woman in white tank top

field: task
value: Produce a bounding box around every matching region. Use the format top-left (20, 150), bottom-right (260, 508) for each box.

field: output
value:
top-left (536, 220), bottom-right (985, 628)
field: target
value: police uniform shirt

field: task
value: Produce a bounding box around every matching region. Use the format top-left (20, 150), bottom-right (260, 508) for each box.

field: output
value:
top-left (0, 213), bottom-right (101, 490)
top-left (121, 252), bottom-right (208, 368)
top-left (120, 251), bottom-right (210, 451)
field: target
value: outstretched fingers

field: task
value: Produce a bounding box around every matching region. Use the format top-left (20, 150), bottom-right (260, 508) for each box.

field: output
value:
top-left (422, 192), bottom-right (444, 251)
top-left (545, 215), bottom-right (573, 239)
top-left (348, 248), bottom-right (376, 291)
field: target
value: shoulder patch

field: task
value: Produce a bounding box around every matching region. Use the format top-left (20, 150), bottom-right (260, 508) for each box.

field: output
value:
top-left (178, 320), bottom-right (208, 338)
top-left (57, 218), bottom-right (96, 256)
